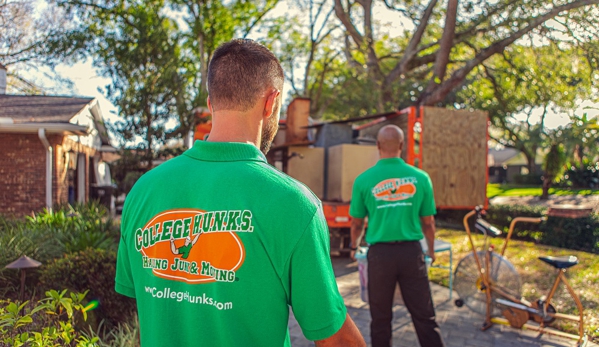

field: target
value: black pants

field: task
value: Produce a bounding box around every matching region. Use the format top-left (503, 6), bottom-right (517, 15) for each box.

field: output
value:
top-left (367, 242), bottom-right (445, 347)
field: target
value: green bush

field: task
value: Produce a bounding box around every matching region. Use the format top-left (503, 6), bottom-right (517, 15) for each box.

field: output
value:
top-left (484, 204), bottom-right (547, 241)
top-left (540, 215), bottom-right (599, 253)
top-left (0, 289), bottom-right (97, 347)
top-left (513, 174), bottom-right (543, 185)
top-left (0, 203), bottom-right (120, 296)
top-left (39, 249), bottom-right (136, 328)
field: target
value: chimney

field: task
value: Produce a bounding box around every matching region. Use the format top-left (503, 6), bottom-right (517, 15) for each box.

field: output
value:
top-left (0, 63), bottom-right (6, 95)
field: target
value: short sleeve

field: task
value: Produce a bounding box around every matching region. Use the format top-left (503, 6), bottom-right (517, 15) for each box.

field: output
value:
top-left (349, 178), bottom-right (367, 218)
top-left (287, 208), bottom-right (347, 341)
top-left (419, 174), bottom-right (437, 217)
top-left (115, 229), bottom-right (136, 298)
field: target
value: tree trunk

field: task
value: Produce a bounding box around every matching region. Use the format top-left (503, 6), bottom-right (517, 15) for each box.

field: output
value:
top-left (541, 177), bottom-right (551, 200)
top-left (521, 147), bottom-right (536, 175)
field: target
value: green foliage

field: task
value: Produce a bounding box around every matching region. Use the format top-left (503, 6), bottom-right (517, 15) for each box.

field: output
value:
top-left (85, 316), bottom-right (140, 347)
top-left (0, 203), bottom-right (120, 298)
top-left (484, 204), bottom-right (547, 241)
top-left (540, 215), bottom-right (599, 253)
top-left (544, 143), bottom-right (567, 182)
top-left (437, 204), bottom-right (599, 253)
top-left (39, 249), bottom-right (136, 328)
top-left (0, 289), bottom-right (98, 347)
top-left (562, 162), bottom-right (599, 188)
top-left (513, 174), bottom-right (543, 185)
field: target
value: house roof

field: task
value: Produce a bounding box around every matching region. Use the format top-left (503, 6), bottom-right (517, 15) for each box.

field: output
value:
top-left (0, 95), bottom-right (94, 123)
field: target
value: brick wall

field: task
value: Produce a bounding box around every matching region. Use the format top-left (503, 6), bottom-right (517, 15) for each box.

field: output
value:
top-left (0, 133), bottom-right (100, 216)
top-left (0, 134), bottom-right (48, 216)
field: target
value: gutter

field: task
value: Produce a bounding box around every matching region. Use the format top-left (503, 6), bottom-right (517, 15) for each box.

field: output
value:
top-left (38, 129), bottom-right (53, 212)
top-left (0, 122), bottom-right (88, 135)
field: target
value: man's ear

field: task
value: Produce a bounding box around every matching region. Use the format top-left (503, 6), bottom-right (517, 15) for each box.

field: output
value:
top-left (207, 97), bottom-right (214, 114)
top-left (376, 140), bottom-right (381, 151)
top-left (263, 89), bottom-right (280, 119)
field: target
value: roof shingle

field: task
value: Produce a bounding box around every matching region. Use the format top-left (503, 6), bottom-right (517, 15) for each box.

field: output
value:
top-left (0, 95), bottom-right (94, 123)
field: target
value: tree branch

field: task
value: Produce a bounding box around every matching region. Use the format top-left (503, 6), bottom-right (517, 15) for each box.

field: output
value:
top-left (419, 0), bottom-right (599, 105)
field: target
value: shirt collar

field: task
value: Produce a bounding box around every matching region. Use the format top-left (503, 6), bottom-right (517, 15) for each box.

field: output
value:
top-left (377, 157), bottom-right (406, 165)
top-left (184, 140), bottom-right (267, 163)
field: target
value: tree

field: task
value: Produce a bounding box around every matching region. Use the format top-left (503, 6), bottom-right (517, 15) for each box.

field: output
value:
top-left (456, 43), bottom-right (597, 173)
top-left (267, 0), bottom-right (343, 119)
top-left (542, 142), bottom-right (567, 200)
top-left (47, 0), bottom-right (279, 156)
top-left (559, 113), bottom-right (599, 170)
top-left (331, 0), bottom-right (599, 114)
top-left (1, 0), bottom-right (73, 94)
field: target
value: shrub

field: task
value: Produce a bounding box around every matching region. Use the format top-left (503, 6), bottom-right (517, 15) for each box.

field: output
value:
top-left (513, 174), bottom-right (543, 185)
top-left (540, 215), bottom-right (599, 253)
top-left (562, 164), bottom-right (599, 188)
top-left (0, 289), bottom-right (98, 347)
top-left (484, 204), bottom-right (547, 241)
top-left (39, 249), bottom-right (136, 328)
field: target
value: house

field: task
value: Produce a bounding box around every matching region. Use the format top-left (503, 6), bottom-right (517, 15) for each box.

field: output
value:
top-left (0, 64), bottom-right (116, 216)
top-left (488, 147), bottom-right (544, 184)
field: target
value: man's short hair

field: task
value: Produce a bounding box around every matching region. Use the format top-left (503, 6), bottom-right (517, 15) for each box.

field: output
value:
top-left (207, 39), bottom-right (284, 112)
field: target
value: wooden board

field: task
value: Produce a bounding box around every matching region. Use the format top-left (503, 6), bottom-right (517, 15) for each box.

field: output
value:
top-left (285, 98), bottom-right (310, 143)
top-left (327, 144), bottom-right (379, 202)
top-left (287, 146), bottom-right (325, 199)
top-left (421, 107), bottom-right (487, 208)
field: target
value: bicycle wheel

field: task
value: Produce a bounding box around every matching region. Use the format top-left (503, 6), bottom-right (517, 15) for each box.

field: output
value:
top-left (454, 251), bottom-right (521, 316)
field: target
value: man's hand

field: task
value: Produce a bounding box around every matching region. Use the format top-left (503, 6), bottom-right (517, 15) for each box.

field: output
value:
top-left (428, 249), bottom-right (436, 264)
top-left (350, 250), bottom-right (356, 261)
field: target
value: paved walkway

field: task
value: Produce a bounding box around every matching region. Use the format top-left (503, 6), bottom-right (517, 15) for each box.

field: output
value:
top-left (288, 257), bottom-right (596, 347)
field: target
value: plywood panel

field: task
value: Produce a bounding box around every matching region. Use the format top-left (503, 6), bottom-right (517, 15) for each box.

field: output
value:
top-left (327, 144), bottom-right (379, 202)
top-left (286, 98), bottom-right (310, 143)
top-left (421, 107), bottom-right (487, 207)
top-left (287, 146), bottom-right (325, 199)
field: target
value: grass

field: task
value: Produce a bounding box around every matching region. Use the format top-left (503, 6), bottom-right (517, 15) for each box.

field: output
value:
top-left (487, 183), bottom-right (599, 199)
top-left (428, 228), bottom-right (599, 342)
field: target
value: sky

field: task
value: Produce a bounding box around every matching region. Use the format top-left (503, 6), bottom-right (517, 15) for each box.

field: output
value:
top-left (14, 0), bottom-right (599, 146)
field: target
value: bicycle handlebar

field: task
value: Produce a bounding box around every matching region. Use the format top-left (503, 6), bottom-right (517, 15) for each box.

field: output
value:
top-left (464, 206), bottom-right (545, 257)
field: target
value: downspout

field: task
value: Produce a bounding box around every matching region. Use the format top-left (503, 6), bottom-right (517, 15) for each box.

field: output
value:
top-left (38, 128), bottom-right (52, 212)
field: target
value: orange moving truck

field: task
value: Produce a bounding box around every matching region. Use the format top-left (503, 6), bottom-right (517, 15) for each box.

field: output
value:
top-left (194, 99), bottom-right (489, 255)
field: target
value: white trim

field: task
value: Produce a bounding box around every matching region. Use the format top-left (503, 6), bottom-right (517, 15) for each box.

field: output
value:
top-left (38, 129), bottom-right (53, 212)
top-left (0, 122), bottom-right (88, 135)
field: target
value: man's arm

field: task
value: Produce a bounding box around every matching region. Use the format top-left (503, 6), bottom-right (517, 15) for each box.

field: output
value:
top-left (349, 217), bottom-right (365, 260)
top-left (421, 215), bottom-right (436, 263)
top-left (314, 314), bottom-right (366, 347)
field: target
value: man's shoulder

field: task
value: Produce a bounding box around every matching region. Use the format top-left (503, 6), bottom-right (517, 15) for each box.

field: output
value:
top-left (252, 161), bottom-right (321, 207)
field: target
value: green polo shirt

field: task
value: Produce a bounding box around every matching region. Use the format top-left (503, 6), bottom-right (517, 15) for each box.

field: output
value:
top-left (349, 158), bottom-right (436, 245)
top-left (116, 140), bottom-right (346, 347)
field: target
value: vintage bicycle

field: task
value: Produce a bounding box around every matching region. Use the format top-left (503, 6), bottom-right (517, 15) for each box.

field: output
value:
top-left (453, 206), bottom-right (587, 346)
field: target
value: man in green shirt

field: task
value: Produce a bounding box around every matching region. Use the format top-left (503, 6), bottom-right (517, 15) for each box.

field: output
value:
top-left (349, 125), bottom-right (445, 347)
top-left (115, 39), bottom-right (365, 347)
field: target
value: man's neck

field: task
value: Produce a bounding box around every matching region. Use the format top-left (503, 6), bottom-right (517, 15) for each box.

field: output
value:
top-left (206, 110), bottom-right (262, 148)
top-left (379, 151), bottom-right (402, 159)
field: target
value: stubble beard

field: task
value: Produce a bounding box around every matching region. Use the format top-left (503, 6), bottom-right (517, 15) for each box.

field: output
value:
top-left (260, 101), bottom-right (281, 155)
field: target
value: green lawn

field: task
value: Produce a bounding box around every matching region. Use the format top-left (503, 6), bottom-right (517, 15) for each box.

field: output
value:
top-left (429, 228), bottom-right (599, 342)
top-left (487, 183), bottom-right (599, 199)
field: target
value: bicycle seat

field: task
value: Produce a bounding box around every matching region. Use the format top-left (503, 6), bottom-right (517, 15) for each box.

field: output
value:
top-left (538, 256), bottom-right (578, 269)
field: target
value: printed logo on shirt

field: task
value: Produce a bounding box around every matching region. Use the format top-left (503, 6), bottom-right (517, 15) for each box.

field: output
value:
top-left (134, 209), bottom-right (252, 284)
top-left (371, 177), bottom-right (417, 201)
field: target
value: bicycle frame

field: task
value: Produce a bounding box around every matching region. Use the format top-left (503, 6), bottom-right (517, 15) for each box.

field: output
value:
top-left (462, 209), bottom-right (587, 345)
